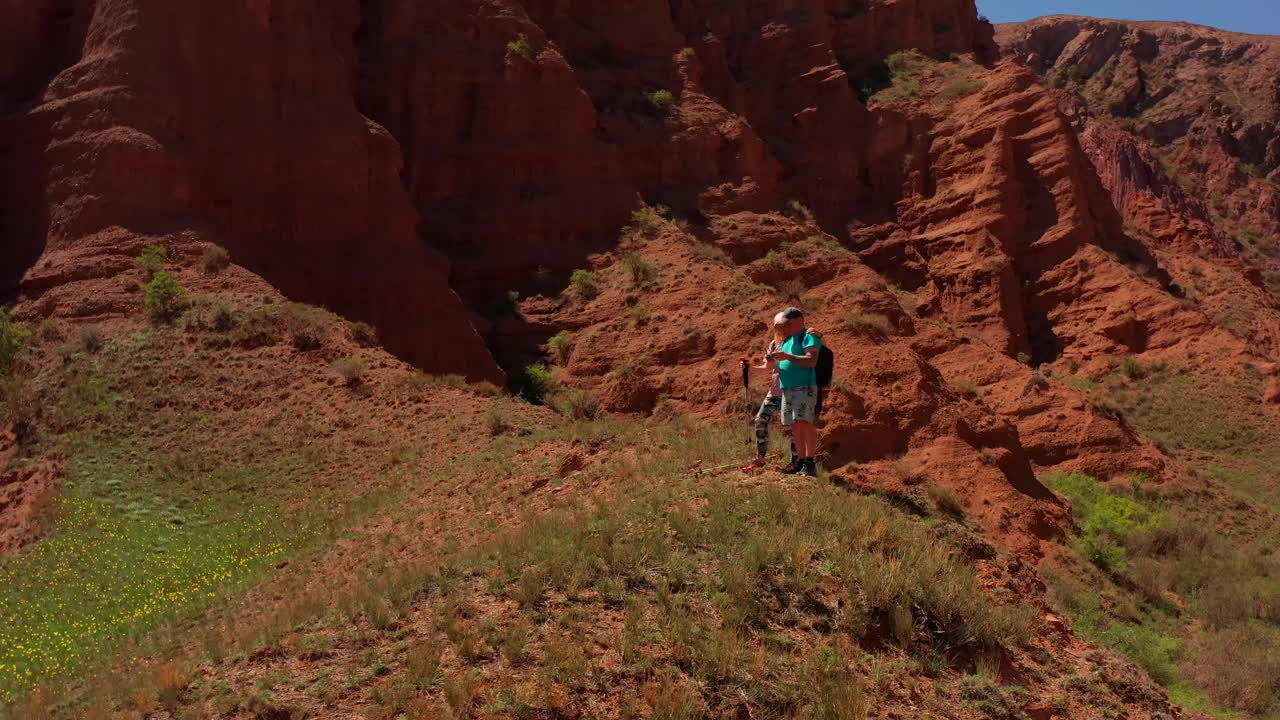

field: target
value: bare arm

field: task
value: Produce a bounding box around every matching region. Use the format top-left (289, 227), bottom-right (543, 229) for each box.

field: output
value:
top-left (769, 346), bottom-right (819, 368)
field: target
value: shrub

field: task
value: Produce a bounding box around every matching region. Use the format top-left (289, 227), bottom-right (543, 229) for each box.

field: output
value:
top-left (1241, 227), bottom-right (1260, 244)
top-left (143, 271), bottom-right (188, 323)
top-left (521, 363), bottom-right (555, 403)
top-left (0, 373), bottom-right (37, 436)
top-left (551, 388), bottom-right (601, 420)
top-left (200, 245), bottom-right (231, 273)
top-left (0, 309), bottom-right (31, 376)
top-left (548, 330), bottom-right (573, 363)
top-left (78, 326), bottom-right (104, 354)
top-left (784, 200), bottom-right (816, 222)
top-left (569, 269), bottom-right (598, 300)
top-left (1185, 624), bottom-right (1280, 713)
top-left (1241, 162), bottom-right (1264, 179)
top-left (647, 89), bottom-right (676, 113)
top-left (349, 321), bottom-right (378, 347)
top-left (1210, 192), bottom-right (1227, 216)
top-left (691, 242), bottom-right (730, 264)
top-left (938, 77), bottom-right (983, 101)
top-left (844, 311), bottom-right (892, 334)
top-left (332, 357), bottom-right (367, 388)
top-left (471, 381), bottom-right (504, 397)
top-left (927, 485), bottom-right (965, 519)
top-left (279, 303), bottom-right (328, 350)
top-left (804, 235), bottom-right (847, 254)
top-left (1121, 356), bottom-right (1145, 380)
top-left (135, 244), bottom-right (168, 277)
top-left (507, 34), bottom-right (533, 61)
top-left (1065, 65), bottom-right (1086, 84)
top-left (628, 305), bottom-right (650, 327)
top-left (1049, 473), bottom-right (1165, 574)
top-left (483, 407), bottom-right (512, 436)
top-left (777, 278), bottom-right (806, 302)
top-left (622, 252), bottom-right (658, 285)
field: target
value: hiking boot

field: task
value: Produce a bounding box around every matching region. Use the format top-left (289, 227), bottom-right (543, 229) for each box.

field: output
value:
top-left (801, 459), bottom-right (819, 477)
top-left (739, 458), bottom-right (767, 472)
top-left (778, 459), bottom-right (804, 474)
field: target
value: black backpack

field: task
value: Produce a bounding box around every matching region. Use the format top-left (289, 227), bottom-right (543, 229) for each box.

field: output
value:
top-left (813, 336), bottom-right (834, 388)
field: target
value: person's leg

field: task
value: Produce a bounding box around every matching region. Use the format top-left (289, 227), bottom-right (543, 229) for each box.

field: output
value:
top-left (796, 387), bottom-right (819, 475)
top-left (778, 389), bottom-right (803, 473)
top-left (754, 397), bottom-right (780, 459)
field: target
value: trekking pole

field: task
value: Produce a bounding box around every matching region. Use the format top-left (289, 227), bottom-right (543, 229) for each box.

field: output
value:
top-left (740, 357), bottom-right (752, 446)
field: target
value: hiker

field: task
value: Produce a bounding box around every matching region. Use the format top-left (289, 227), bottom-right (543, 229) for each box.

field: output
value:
top-left (767, 307), bottom-right (824, 477)
top-left (739, 322), bottom-right (799, 472)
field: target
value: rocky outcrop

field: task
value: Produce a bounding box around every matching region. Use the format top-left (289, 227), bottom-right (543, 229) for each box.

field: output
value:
top-left (0, 0), bottom-right (502, 382)
top-left (998, 16), bottom-right (1280, 299)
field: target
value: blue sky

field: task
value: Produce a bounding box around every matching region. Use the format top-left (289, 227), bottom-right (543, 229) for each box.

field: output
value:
top-left (976, 0), bottom-right (1280, 36)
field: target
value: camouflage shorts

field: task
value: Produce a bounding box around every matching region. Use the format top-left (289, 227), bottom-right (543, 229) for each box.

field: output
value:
top-left (780, 386), bottom-right (817, 426)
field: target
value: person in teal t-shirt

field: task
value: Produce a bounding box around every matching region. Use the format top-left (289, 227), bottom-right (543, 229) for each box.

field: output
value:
top-left (766, 307), bottom-right (823, 476)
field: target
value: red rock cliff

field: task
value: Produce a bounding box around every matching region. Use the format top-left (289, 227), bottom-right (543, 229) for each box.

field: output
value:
top-left (1, 0), bottom-right (502, 382)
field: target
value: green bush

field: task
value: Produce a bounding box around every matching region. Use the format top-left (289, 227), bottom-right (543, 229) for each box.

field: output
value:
top-left (1049, 473), bottom-right (1165, 574)
top-left (548, 330), bottom-right (573, 363)
top-left (0, 309), bottom-right (31, 376)
top-left (134, 244), bottom-right (168, 277)
top-left (622, 252), bottom-right (658, 286)
top-left (143, 271), bottom-right (187, 324)
top-left (569, 269), bottom-right (598, 300)
top-left (1066, 65), bottom-right (1086, 84)
top-left (507, 34), bottom-right (534, 61)
top-left (521, 363), bottom-right (555, 404)
top-left (647, 89), bottom-right (676, 113)
top-left (938, 77), bottom-right (983, 101)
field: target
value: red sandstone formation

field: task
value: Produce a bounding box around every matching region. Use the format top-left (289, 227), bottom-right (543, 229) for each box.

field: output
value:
top-left (997, 17), bottom-right (1280, 297)
top-left (1, 0), bottom-right (501, 382)
top-left (2, 0), bottom-right (1278, 574)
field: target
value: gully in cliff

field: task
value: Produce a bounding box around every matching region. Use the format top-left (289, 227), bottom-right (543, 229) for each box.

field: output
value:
top-left (739, 308), bottom-right (833, 477)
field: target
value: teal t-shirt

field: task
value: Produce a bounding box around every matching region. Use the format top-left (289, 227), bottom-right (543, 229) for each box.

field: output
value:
top-left (777, 333), bottom-right (821, 389)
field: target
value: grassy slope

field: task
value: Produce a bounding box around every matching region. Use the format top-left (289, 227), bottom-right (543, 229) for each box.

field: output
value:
top-left (1044, 358), bottom-right (1280, 718)
top-left (0, 286), bottom-right (1128, 719)
top-left (0, 294), bottom-right (518, 708)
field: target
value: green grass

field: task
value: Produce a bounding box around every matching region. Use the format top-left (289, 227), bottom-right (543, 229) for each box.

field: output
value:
top-left (0, 309), bottom-right (30, 376)
top-left (1046, 571), bottom-right (1182, 686)
top-left (0, 489), bottom-right (289, 700)
top-left (1048, 473), bottom-right (1165, 575)
top-left (1106, 366), bottom-right (1280, 507)
top-left (0, 324), bottom-right (434, 705)
top-left (1167, 685), bottom-right (1249, 720)
top-left (1056, 375), bottom-right (1095, 392)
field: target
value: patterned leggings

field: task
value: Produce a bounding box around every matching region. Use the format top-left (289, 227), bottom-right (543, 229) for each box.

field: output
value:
top-left (755, 396), bottom-right (797, 460)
